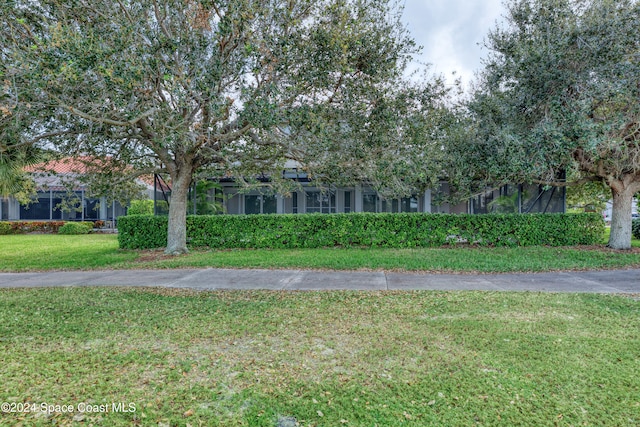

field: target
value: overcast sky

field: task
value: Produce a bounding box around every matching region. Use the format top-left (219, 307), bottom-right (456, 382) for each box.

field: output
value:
top-left (401, 0), bottom-right (506, 86)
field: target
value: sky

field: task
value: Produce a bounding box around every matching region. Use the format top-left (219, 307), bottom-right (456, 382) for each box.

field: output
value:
top-left (401, 0), bottom-right (506, 87)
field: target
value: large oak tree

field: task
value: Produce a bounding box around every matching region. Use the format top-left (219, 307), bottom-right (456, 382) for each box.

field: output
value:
top-left (1, 46), bottom-right (42, 198)
top-left (464, 0), bottom-right (640, 249)
top-left (3, 0), bottom-right (444, 253)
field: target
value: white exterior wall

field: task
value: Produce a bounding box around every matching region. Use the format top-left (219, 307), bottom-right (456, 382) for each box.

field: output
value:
top-left (217, 182), bottom-right (436, 215)
top-left (8, 198), bottom-right (20, 220)
top-left (354, 185), bottom-right (363, 212)
top-left (423, 189), bottom-right (432, 213)
top-left (100, 197), bottom-right (108, 220)
top-left (276, 195), bottom-right (285, 214)
top-left (336, 190), bottom-right (344, 213)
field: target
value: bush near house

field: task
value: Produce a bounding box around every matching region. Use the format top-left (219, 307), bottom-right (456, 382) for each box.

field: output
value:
top-left (0, 221), bottom-right (101, 235)
top-left (118, 213), bottom-right (604, 250)
top-left (58, 222), bottom-right (92, 235)
top-left (127, 199), bottom-right (154, 215)
top-left (0, 222), bottom-right (11, 235)
top-left (633, 219), bottom-right (640, 240)
top-left (0, 221), bottom-right (67, 234)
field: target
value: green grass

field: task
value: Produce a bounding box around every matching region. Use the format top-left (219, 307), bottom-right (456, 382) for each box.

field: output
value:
top-left (141, 245), bottom-right (640, 272)
top-left (1, 234), bottom-right (640, 273)
top-left (0, 288), bottom-right (638, 426)
top-left (0, 234), bottom-right (138, 271)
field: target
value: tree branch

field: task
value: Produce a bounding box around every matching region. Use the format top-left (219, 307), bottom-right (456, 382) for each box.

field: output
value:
top-left (63, 105), bottom-right (157, 127)
top-left (22, 130), bottom-right (79, 146)
top-left (532, 176), bottom-right (599, 187)
top-left (116, 0), bottom-right (135, 25)
top-left (153, 0), bottom-right (172, 39)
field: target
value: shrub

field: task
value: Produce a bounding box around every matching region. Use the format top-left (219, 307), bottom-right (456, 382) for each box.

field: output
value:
top-left (0, 222), bottom-right (11, 235)
top-left (3, 221), bottom-right (66, 234)
top-left (633, 218), bottom-right (640, 240)
top-left (79, 221), bottom-right (95, 231)
top-left (118, 213), bottom-right (604, 250)
top-left (58, 222), bottom-right (91, 235)
top-left (128, 199), bottom-right (154, 216)
top-left (117, 215), bottom-right (168, 249)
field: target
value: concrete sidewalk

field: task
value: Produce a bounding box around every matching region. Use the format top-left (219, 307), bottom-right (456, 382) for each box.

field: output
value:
top-left (0, 268), bottom-right (638, 293)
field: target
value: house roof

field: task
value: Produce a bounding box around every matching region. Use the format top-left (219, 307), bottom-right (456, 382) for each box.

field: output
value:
top-left (25, 156), bottom-right (154, 192)
top-left (25, 156), bottom-right (111, 175)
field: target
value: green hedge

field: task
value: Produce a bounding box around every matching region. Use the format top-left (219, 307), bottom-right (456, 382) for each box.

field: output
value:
top-left (118, 213), bottom-right (604, 250)
top-left (0, 221), bottom-right (98, 235)
top-left (0, 222), bottom-right (11, 235)
top-left (117, 215), bottom-right (170, 249)
top-left (633, 218), bottom-right (640, 240)
top-left (58, 222), bottom-right (92, 235)
top-left (0, 221), bottom-right (67, 234)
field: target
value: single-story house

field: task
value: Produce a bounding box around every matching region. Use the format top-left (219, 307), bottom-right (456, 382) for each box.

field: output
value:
top-left (0, 158), bottom-right (150, 223)
top-left (2, 159), bottom-right (565, 221)
top-left (155, 165), bottom-right (566, 216)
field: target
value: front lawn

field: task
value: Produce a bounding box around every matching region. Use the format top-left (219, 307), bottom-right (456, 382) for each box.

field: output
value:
top-left (1, 234), bottom-right (639, 273)
top-left (0, 288), bottom-right (638, 426)
top-left (0, 234), bottom-right (138, 271)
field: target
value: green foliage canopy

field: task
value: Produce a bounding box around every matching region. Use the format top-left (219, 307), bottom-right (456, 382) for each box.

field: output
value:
top-left (460, 0), bottom-right (640, 249)
top-left (2, 0), bottom-right (448, 254)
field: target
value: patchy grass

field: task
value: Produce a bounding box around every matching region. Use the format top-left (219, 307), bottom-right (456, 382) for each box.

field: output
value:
top-left (136, 245), bottom-right (640, 272)
top-left (1, 234), bottom-right (640, 273)
top-left (0, 288), bottom-right (638, 426)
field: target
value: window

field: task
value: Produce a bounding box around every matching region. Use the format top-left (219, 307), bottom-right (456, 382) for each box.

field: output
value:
top-left (472, 189), bottom-right (494, 214)
top-left (84, 198), bottom-right (100, 220)
top-left (20, 193), bottom-right (51, 220)
top-left (245, 195), bottom-right (261, 214)
top-left (362, 193), bottom-right (378, 212)
top-left (1, 198), bottom-right (7, 220)
top-left (244, 195), bottom-right (277, 214)
top-left (400, 196), bottom-right (419, 213)
top-left (263, 195), bottom-right (277, 214)
top-left (344, 191), bottom-right (351, 213)
top-left (380, 199), bottom-right (399, 213)
top-left (363, 193), bottom-right (419, 213)
top-left (305, 191), bottom-right (335, 213)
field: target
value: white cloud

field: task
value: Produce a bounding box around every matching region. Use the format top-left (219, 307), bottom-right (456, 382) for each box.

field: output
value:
top-left (402, 0), bottom-right (505, 86)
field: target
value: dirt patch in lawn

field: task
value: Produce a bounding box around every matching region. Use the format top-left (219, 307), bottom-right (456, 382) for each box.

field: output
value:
top-left (572, 245), bottom-right (640, 253)
top-left (135, 249), bottom-right (182, 262)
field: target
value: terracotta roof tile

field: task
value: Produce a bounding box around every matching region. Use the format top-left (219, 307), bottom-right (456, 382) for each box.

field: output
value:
top-left (25, 156), bottom-right (121, 174)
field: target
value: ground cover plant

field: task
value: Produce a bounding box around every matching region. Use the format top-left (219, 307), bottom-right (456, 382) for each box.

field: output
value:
top-left (1, 234), bottom-right (639, 273)
top-left (0, 288), bottom-right (638, 426)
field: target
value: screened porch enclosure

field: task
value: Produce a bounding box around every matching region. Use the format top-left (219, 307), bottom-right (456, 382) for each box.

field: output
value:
top-left (470, 184), bottom-right (566, 214)
top-left (151, 174), bottom-right (566, 217)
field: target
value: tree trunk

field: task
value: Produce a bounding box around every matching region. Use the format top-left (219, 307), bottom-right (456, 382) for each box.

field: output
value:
top-left (607, 182), bottom-right (636, 250)
top-left (165, 167), bottom-right (193, 255)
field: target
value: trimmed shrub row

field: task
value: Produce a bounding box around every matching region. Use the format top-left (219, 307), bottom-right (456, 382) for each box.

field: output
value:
top-left (0, 220), bottom-right (103, 235)
top-left (0, 221), bottom-right (66, 234)
top-left (117, 213), bottom-right (605, 250)
top-left (633, 218), bottom-right (640, 240)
